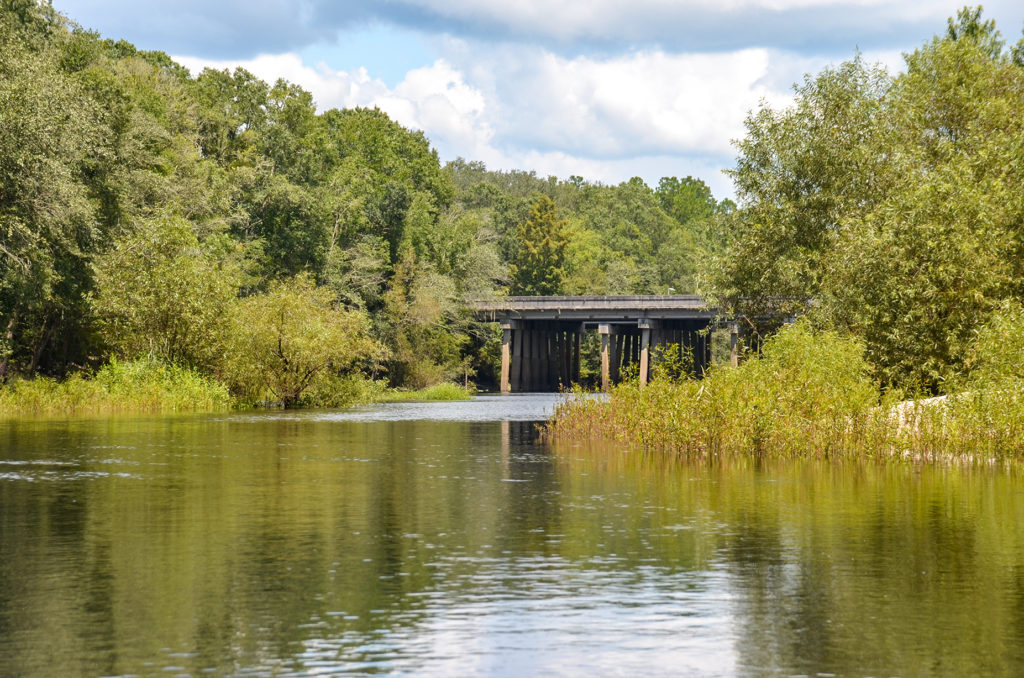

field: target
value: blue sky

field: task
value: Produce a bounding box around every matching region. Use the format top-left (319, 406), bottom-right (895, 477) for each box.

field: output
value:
top-left (52, 1), bottom-right (1024, 199)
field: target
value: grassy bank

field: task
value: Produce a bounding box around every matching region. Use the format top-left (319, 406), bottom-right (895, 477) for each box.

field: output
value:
top-left (0, 361), bottom-right (474, 420)
top-left (549, 320), bottom-right (1024, 462)
top-left (0, 358), bottom-right (233, 418)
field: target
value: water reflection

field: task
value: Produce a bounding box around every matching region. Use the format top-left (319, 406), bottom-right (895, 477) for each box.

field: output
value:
top-left (1, 399), bottom-right (1023, 676)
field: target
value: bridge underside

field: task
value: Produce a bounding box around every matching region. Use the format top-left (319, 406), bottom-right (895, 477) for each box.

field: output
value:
top-left (472, 296), bottom-right (733, 393)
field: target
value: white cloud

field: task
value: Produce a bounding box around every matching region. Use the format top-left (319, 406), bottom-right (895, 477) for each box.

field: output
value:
top-left (477, 48), bottom-right (797, 158)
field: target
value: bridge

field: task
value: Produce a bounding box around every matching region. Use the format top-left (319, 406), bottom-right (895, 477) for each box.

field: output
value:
top-left (471, 295), bottom-right (737, 392)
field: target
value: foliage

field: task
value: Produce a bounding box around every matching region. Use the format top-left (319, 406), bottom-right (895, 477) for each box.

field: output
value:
top-left (510, 195), bottom-right (569, 295)
top-left (223, 275), bottom-right (382, 407)
top-left (0, 356), bottom-right (232, 418)
top-left (91, 213), bottom-right (241, 370)
top-left (960, 301), bottom-right (1024, 390)
top-left (711, 6), bottom-right (1024, 391)
top-left (0, 6), bottom-right (102, 377)
top-left (381, 248), bottom-right (471, 388)
top-left (376, 382), bottom-right (474, 402)
top-left (551, 321), bottom-right (887, 458)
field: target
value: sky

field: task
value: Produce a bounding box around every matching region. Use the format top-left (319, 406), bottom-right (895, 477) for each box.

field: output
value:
top-left (52, 1), bottom-right (1024, 200)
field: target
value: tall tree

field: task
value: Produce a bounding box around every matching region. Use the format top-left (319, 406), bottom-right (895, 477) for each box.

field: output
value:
top-left (510, 196), bottom-right (569, 296)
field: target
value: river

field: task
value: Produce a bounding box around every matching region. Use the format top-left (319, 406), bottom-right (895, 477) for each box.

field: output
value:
top-left (2, 394), bottom-right (1024, 676)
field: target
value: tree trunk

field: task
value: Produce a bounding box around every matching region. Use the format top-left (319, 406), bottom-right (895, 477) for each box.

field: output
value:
top-left (0, 312), bottom-right (17, 383)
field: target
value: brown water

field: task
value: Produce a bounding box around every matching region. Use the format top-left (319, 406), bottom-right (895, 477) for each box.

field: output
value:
top-left (2, 394), bottom-right (1024, 676)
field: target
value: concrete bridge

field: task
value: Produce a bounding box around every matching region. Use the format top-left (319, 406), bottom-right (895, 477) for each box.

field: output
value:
top-left (471, 295), bottom-right (736, 392)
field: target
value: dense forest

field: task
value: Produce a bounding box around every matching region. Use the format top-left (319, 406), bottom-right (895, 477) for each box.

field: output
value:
top-left (0, 1), bottom-right (732, 405)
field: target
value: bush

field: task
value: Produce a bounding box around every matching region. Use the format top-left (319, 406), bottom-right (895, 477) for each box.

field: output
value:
top-left (222, 275), bottom-right (384, 407)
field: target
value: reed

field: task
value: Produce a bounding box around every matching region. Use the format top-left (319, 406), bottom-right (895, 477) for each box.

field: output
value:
top-left (375, 382), bottom-right (475, 402)
top-left (0, 357), bottom-right (233, 418)
top-left (296, 374), bottom-right (474, 407)
top-left (550, 319), bottom-right (1024, 462)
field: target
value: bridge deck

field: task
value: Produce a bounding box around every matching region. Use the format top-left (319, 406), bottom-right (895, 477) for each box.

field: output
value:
top-left (471, 295), bottom-right (716, 322)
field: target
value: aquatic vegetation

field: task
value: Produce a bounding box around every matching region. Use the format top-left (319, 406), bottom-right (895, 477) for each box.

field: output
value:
top-left (550, 318), bottom-right (1024, 461)
top-left (375, 382), bottom-right (475, 402)
top-left (0, 357), bottom-right (233, 418)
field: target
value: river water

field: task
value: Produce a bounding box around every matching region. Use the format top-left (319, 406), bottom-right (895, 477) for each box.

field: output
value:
top-left (2, 394), bottom-right (1024, 676)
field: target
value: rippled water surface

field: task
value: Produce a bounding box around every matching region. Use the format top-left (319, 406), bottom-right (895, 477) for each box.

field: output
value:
top-left (2, 394), bottom-right (1024, 676)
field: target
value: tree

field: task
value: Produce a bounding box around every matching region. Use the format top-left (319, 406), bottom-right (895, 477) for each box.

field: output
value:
top-left (656, 176), bottom-right (717, 225)
top-left (224, 275), bottom-right (381, 407)
top-left (0, 10), bottom-right (101, 378)
top-left (510, 196), bottom-right (569, 296)
top-left (90, 213), bottom-right (241, 371)
top-left (711, 54), bottom-right (893, 326)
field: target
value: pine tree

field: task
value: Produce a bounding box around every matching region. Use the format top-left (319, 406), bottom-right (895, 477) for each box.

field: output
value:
top-left (510, 196), bottom-right (568, 296)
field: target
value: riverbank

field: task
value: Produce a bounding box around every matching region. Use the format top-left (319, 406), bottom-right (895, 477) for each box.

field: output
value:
top-left (0, 358), bottom-right (473, 419)
top-left (548, 322), bottom-right (1024, 462)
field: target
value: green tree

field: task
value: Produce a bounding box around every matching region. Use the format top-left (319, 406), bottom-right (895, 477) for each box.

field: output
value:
top-left (90, 213), bottom-right (241, 371)
top-left (0, 8), bottom-right (101, 378)
top-left (711, 54), bottom-right (892, 326)
top-left (510, 195), bottom-right (569, 295)
top-left (224, 275), bottom-right (381, 407)
top-left (656, 176), bottom-right (717, 225)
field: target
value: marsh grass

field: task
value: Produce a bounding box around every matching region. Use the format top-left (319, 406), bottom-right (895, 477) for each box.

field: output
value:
top-left (550, 318), bottom-right (1024, 462)
top-left (1, 365), bottom-right (474, 419)
top-left (296, 375), bottom-right (474, 407)
top-left (375, 382), bottom-right (475, 402)
top-left (0, 357), bottom-right (232, 418)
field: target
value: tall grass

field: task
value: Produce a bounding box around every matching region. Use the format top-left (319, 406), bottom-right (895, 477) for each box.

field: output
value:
top-left (275, 373), bottom-right (474, 408)
top-left (0, 357), bottom-right (233, 418)
top-left (376, 382), bottom-right (474, 402)
top-left (550, 318), bottom-right (1024, 462)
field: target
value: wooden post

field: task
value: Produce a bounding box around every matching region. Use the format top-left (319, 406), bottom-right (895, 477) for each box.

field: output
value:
top-left (500, 322), bottom-right (512, 393)
top-left (510, 322), bottom-right (523, 391)
top-left (638, 318), bottom-right (657, 387)
top-left (522, 327), bottom-right (532, 392)
top-left (599, 323), bottom-right (612, 392)
top-left (623, 333), bottom-right (632, 375)
top-left (701, 323), bottom-right (711, 375)
top-left (610, 333), bottom-right (618, 385)
top-left (564, 330), bottom-right (572, 386)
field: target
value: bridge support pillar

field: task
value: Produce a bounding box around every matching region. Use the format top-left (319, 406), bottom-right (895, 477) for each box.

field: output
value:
top-left (599, 323), bottom-right (613, 392)
top-left (500, 321), bottom-right (512, 393)
top-left (500, 320), bottom-right (522, 393)
top-left (638, 318), bottom-right (658, 386)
